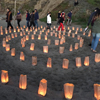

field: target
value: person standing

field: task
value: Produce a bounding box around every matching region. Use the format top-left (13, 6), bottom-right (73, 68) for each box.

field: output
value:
top-left (30, 11), bottom-right (35, 29)
top-left (47, 12), bottom-right (51, 29)
top-left (34, 9), bottom-right (39, 28)
top-left (67, 10), bottom-right (72, 25)
top-left (26, 10), bottom-right (30, 29)
top-left (6, 8), bottom-right (13, 30)
top-left (57, 10), bottom-right (61, 24)
top-left (74, 0), bottom-right (79, 6)
top-left (16, 10), bottom-right (22, 28)
top-left (91, 10), bottom-right (100, 52)
top-left (58, 14), bottom-right (64, 31)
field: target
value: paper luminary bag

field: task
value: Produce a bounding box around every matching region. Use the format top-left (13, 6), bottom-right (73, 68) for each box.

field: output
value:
top-left (59, 47), bottom-right (65, 54)
top-left (30, 43), bottom-right (35, 51)
top-left (47, 39), bottom-right (51, 45)
top-left (74, 43), bottom-right (79, 50)
top-left (95, 53), bottom-right (100, 63)
top-left (26, 35), bottom-right (29, 41)
top-left (20, 52), bottom-right (25, 61)
top-left (47, 58), bottom-right (52, 68)
top-left (38, 79), bottom-right (47, 96)
top-left (44, 35), bottom-right (48, 40)
top-left (72, 33), bottom-right (75, 38)
top-left (76, 57), bottom-right (82, 68)
top-left (32, 56), bottom-right (37, 66)
top-left (1, 70), bottom-right (9, 83)
top-left (38, 35), bottom-right (41, 40)
top-left (55, 40), bottom-right (59, 45)
top-left (31, 35), bottom-right (34, 40)
top-left (64, 83), bottom-right (74, 99)
top-left (11, 48), bottom-right (15, 57)
top-left (94, 84), bottom-right (100, 100)
top-left (6, 44), bottom-right (10, 51)
top-left (43, 46), bottom-right (48, 53)
top-left (2, 40), bottom-right (6, 47)
top-left (19, 74), bottom-right (27, 90)
top-left (84, 56), bottom-right (89, 66)
top-left (69, 44), bottom-right (73, 51)
top-left (62, 59), bottom-right (69, 69)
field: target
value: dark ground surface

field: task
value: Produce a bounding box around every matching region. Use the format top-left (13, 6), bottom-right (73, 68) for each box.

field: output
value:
top-left (0, 19), bottom-right (99, 100)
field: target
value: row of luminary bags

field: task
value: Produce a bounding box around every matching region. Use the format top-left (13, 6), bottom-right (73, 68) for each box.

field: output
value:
top-left (2, 42), bottom-right (100, 68)
top-left (0, 24), bottom-right (84, 34)
top-left (1, 70), bottom-right (100, 99)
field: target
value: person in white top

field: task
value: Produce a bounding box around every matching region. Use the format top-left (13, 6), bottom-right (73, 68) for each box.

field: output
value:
top-left (47, 12), bottom-right (51, 29)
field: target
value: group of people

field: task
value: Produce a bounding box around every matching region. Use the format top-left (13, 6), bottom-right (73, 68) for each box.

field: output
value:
top-left (26, 9), bottom-right (39, 29)
top-left (6, 6), bottom-right (100, 52)
top-left (6, 8), bottom-right (39, 30)
top-left (57, 10), bottom-right (72, 31)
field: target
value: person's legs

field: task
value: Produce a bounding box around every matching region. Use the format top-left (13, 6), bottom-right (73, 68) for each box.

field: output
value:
top-left (57, 18), bottom-right (60, 24)
top-left (37, 20), bottom-right (38, 28)
top-left (92, 34), bottom-right (100, 50)
top-left (67, 18), bottom-right (70, 25)
top-left (61, 23), bottom-right (64, 31)
top-left (30, 21), bottom-right (32, 28)
top-left (26, 21), bottom-right (28, 27)
top-left (70, 19), bottom-right (72, 25)
top-left (27, 21), bottom-right (29, 28)
top-left (91, 36), bottom-right (95, 49)
top-left (17, 20), bottom-right (20, 28)
top-left (35, 20), bottom-right (37, 28)
top-left (9, 21), bottom-right (13, 29)
top-left (47, 23), bottom-right (49, 29)
top-left (58, 23), bottom-right (62, 31)
top-left (35, 20), bottom-right (38, 28)
top-left (49, 24), bottom-right (51, 29)
top-left (33, 21), bottom-right (35, 27)
top-left (7, 22), bottom-right (9, 30)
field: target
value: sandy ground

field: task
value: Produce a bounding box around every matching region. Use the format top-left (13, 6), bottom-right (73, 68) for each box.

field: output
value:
top-left (0, 18), bottom-right (100, 100)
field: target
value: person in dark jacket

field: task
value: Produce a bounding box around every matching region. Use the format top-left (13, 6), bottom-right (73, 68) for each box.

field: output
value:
top-left (30, 11), bottom-right (35, 29)
top-left (87, 8), bottom-right (99, 27)
top-left (57, 10), bottom-right (61, 24)
top-left (6, 8), bottom-right (13, 30)
top-left (16, 10), bottom-right (22, 28)
top-left (34, 9), bottom-right (39, 28)
top-left (85, 8), bottom-right (99, 46)
top-left (67, 10), bottom-right (72, 25)
top-left (26, 10), bottom-right (30, 29)
top-left (91, 11), bottom-right (100, 52)
top-left (74, 0), bottom-right (79, 6)
top-left (58, 14), bottom-right (64, 31)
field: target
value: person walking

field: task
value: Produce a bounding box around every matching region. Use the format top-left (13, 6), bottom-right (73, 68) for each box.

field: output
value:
top-left (66, 10), bottom-right (72, 25)
top-left (58, 14), bottom-right (64, 31)
top-left (57, 10), bottom-right (61, 24)
top-left (34, 9), bottom-right (39, 28)
top-left (61, 11), bottom-right (65, 24)
top-left (84, 8), bottom-right (99, 46)
top-left (26, 10), bottom-right (30, 29)
top-left (91, 10), bottom-right (100, 52)
top-left (16, 10), bottom-right (22, 28)
top-left (30, 11), bottom-right (35, 29)
top-left (6, 8), bottom-right (13, 30)
top-left (47, 12), bottom-right (51, 29)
